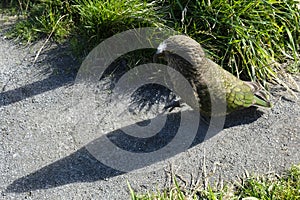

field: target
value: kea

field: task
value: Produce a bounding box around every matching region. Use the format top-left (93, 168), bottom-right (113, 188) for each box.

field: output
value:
top-left (155, 35), bottom-right (272, 116)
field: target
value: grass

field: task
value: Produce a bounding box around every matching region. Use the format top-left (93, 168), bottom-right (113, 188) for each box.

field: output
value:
top-left (2, 0), bottom-right (164, 53)
top-left (165, 0), bottom-right (300, 82)
top-left (129, 164), bottom-right (300, 199)
top-left (0, 0), bottom-right (299, 84)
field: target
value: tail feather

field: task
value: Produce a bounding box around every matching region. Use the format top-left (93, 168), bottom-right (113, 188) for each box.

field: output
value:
top-left (254, 94), bottom-right (272, 108)
top-left (245, 81), bottom-right (272, 108)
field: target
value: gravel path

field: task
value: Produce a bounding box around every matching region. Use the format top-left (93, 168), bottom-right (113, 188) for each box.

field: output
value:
top-left (0, 21), bottom-right (299, 199)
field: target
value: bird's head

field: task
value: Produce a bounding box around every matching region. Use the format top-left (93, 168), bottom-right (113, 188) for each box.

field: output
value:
top-left (154, 35), bottom-right (205, 65)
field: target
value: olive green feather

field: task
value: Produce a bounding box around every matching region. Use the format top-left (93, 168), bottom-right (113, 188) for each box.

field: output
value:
top-left (156, 35), bottom-right (272, 116)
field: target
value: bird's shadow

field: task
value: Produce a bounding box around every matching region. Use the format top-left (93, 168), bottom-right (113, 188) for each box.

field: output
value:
top-left (5, 84), bottom-right (264, 193)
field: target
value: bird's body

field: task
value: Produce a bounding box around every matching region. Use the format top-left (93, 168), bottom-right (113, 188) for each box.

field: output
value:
top-left (156, 35), bottom-right (271, 116)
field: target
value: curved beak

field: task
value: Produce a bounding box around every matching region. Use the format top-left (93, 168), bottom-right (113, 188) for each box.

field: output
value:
top-left (153, 51), bottom-right (164, 63)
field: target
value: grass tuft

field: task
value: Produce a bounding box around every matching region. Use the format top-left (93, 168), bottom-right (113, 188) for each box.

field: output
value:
top-left (70, 0), bottom-right (163, 56)
top-left (165, 0), bottom-right (300, 83)
top-left (128, 164), bottom-right (300, 199)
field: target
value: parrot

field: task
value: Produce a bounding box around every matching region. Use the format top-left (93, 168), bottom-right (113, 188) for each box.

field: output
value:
top-left (154, 35), bottom-right (272, 116)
